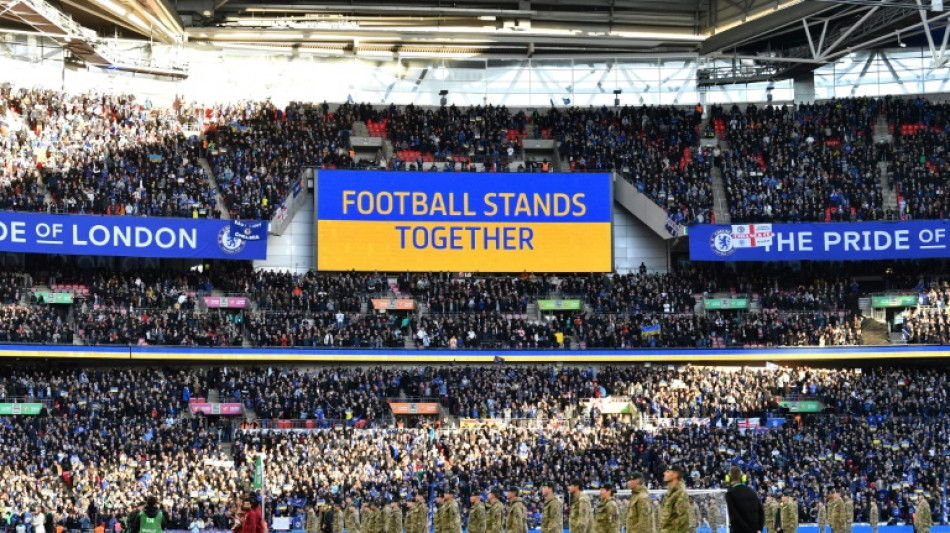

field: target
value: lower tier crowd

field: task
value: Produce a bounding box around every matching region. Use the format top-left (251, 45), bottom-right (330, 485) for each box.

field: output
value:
top-left (0, 363), bottom-right (944, 531)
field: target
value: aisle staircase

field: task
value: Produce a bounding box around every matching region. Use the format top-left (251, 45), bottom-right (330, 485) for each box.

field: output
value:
top-left (861, 318), bottom-right (890, 345)
top-left (709, 165), bottom-right (731, 225)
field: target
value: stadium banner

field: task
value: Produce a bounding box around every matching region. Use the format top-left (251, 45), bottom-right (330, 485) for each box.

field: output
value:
top-left (689, 220), bottom-right (950, 261)
top-left (871, 295), bottom-right (919, 308)
top-left (190, 403), bottom-right (244, 415)
top-left (0, 212), bottom-right (267, 260)
top-left (33, 292), bottom-right (75, 304)
top-left (537, 299), bottom-right (582, 311)
top-left (388, 402), bottom-right (439, 415)
top-left (0, 403), bottom-right (43, 415)
top-left (371, 298), bottom-right (417, 311)
top-left (315, 170), bottom-right (612, 272)
top-left (203, 297), bottom-right (249, 308)
top-left (779, 400), bottom-right (823, 413)
top-left (703, 298), bottom-right (749, 310)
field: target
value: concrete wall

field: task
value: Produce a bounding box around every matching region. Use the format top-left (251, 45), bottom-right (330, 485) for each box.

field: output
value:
top-left (613, 203), bottom-right (670, 274)
top-left (253, 193), bottom-right (315, 274)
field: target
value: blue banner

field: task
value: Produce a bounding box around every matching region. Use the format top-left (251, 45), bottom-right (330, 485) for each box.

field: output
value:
top-left (690, 220), bottom-right (950, 261)
top-left (0, 212), bottom-right (267, 260)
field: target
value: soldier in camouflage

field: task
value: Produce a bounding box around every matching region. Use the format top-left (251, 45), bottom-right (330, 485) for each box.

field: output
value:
top-left (488, 489), bottom-right (505, 533)
top-left (688, 499), bottom-right (700, 533)
top-left (595, 484), bottom-right (620, 533)
top-left (625, 473), bottom-right (652, 533)
top-left (914, 495), bottom-right (931, 533)
top-left (506, 487), bottom-right (528, 533)
top-left (827, 490), bottom-right (847, 533)
top-left (568, 480), bottom-right (593, 533)
top-left (868, 499), bottom-right (878, 533)
top-left (660, 466), bottom-right (690, 533)
top-left (434, 490), bottom-right (446, 533)
top-left (763, 498), bottom-right (777, 533)
top-left (541, 481), bottom-right (564, 533)
top-left (345, 496), bottom-right (361, 533)
top-left (333, 500), bottom-right (345, 533)
top-left (388, 501), bottom-right (403, 533)
top-left (816, 501), bottom-right (827, 533)
top-left (707, 497), bottom-right (723, 533)
top-left (779, 495), bottom-right (798, 533)
top-left (843, 495), bottom-right (853, 533)
top-left (470, 494), bottom-right (487, 533)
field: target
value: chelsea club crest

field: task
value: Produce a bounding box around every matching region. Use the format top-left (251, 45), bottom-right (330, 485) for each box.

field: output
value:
top-left (217, 225), bottom-right (247, 254)
top-left (710, 228), bottom-right (736, 257)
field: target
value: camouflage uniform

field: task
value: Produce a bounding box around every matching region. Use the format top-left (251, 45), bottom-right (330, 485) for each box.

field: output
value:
top-left (688, 501), bottom-right (700, 533)
top-left (570, 494), bottom-right (593, 533)
top-left (345, 505), bottom-right (362, 533)
top-left (764, 502), bottom-right (777, 533)
top-left (334, 507), bottom-right (345, 533)
top-left (780, 502), bottom-right (798, 533)
top-left (660, 484), bottom-right (690, 533)
top-left (447, 500), bottom-right (461, 533)
top-left (506, 498), bottom-right (528, 533)
top-left (488, 500), bottom-right (505, 533)
top-left (868, 503), bottom-right (878, 533)
top-left (828, 498), bottom-right (847, 533)
top-left (542, 495), bottom-right (564, 533)
top-left (708, 501), bottom-right (723, 533)
top-left (388, 507), bottom-right (403, 533)
top-left (626, 487), bottom-right (652, 533)
top-left (470, 502), bottom-right (487, 533)
top-left (816, 503), bottom-right (826, 533)
top-left (405, 505), bottom-right (423, 533)
top-left (915, 499), bottom-right (931, 533)
top-left (595, 497), bottom-right (620, 533)
top-left (653, 503), bottom-right (661, 533)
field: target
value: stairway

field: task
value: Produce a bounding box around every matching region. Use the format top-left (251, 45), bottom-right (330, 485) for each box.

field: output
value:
top-left (526, 302), bottom-right (540, 323)
top-left (872, 115), bottom-right (893, 145)
top-left (878, 161), bottom-right (899, 218)
top-left (709, 165), bottom-right (731, 225)
top-left (861, 318), bottom-right (891, 345)
top-left (198, 157), bottom-right (231, 220)
top-left (352, 120), bottom-right (369, 137)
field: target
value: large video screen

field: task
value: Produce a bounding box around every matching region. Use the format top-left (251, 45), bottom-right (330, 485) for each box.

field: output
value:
top-left (316, 171), bottom-right (612, 272)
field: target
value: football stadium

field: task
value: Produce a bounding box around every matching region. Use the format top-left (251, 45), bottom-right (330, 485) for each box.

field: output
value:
top-left (0, 0), bottom-right (947, 533)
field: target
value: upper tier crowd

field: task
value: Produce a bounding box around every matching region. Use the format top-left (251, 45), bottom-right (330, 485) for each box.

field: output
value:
top-left (0, 363), bottom-right (945, 531)
top-left (4, 82), bottom-right (949, 224)
top-left (0, 260), bottom-right (911, 348)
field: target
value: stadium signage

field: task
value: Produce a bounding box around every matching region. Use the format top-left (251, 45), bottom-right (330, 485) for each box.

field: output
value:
top-left (0, 403), bottom-right (43, 415)
top-left (203, 297), bottom-right (249, 308)
top-left (190, 402), bottom-right (243, 415)
top-left (388, 402), bottom-right (439, 415)
top-left (0, 212), bottom-right (267, 260)
top-left (371, 299), bottom-right (416, 311)
top-left (778, 400), bottom-right (822, 413)
top-left (703, 298), bottom-right (749, 310)
top-left (316, 171), bottom-right (612, 272)
top-left (690, 221), bottom-right (950, 261)
top-left (537, 299), bottom-right (582, 311)
top-left (34, 292), bottom-right (75, 304)
top-left (871, 295), bottom-right (919, 308)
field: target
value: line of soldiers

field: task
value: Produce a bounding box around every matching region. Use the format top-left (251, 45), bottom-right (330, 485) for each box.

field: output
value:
top-left (304, 466), bottom-right (719, 533)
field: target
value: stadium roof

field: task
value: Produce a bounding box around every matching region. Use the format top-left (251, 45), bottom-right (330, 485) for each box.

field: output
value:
top-left (0, 0), bottom-right (947, 81)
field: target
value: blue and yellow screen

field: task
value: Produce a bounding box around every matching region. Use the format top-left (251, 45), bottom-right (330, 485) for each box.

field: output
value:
top-left (316, 171), bottom-right (612, 272)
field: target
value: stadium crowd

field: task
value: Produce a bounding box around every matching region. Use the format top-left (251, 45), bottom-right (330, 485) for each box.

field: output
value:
top-left (0, 364), bottom-right (944, 530)
top-left (8, 260), bottom-right (950, 349)
top-left (711, 100), bottom-right (888, 223)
